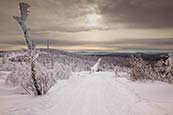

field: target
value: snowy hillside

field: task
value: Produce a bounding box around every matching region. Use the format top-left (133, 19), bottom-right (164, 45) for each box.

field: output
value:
top-left (0, 49), bottom-right (173, 114)
top-left (0, 49), bottom-right (168, 72)
top-left (0, 49), bottom-right (129, 72)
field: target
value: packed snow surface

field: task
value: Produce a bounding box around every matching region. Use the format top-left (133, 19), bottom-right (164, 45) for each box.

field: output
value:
top-left (0, 71), bottom-right (173, 115)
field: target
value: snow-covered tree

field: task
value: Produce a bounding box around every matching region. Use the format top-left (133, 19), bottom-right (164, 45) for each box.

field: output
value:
top-left (154, 53), bottom-right (173, 83)
top-left (13, 2), bottom-right (43, 95)
top-left (168, 53), bottom-right (173, 65)
top-left (90, 58), bottom-right (101, 73)
top-left (129, 56), bottom-right (147, 80)
top-left (13, 2), bottom-right (35, 50)
top-left (129, 54), bottom-right (173, 83)
top-left (8, 2), bottom-right (71, 95)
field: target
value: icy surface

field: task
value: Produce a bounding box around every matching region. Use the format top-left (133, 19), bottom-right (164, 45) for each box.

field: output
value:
top-left (0, 71), bottom-right (173, 115)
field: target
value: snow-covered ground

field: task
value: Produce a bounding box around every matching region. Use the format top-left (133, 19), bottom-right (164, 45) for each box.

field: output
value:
top-left (0, 71), bottom-right (173, 115)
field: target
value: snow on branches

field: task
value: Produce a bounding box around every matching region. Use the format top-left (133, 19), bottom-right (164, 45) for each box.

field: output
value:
top-left (6, 2), bottom-right (71, 96)
top-left (13, 2), bottom-right (35, 50)
top-left (129, 55), bottom-right (173, 83)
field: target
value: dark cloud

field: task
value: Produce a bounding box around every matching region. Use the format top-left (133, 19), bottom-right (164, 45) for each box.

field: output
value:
top-left (0, 0), bottom-right (173, 51)
top-left (98, 0), bottom-right (173, 28)
top-left (1, 0), bottom-right (173, 32)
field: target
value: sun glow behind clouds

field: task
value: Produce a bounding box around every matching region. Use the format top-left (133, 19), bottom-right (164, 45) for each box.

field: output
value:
top-left (86, 13), bottom-right (102, 27)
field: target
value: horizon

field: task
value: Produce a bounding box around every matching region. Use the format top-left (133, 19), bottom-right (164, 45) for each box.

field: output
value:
top-left (0, 47), bottom-right (171, 54)
top-left (0, 0), bottom-right (173, 51)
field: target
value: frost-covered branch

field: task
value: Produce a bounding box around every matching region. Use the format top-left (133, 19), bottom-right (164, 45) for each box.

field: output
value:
top-left (13, 2), bottom-right (35, 50)
top-left (5, 2), bottom-right (72, 96)
top-left (129, 55), bottom-right (173, 83)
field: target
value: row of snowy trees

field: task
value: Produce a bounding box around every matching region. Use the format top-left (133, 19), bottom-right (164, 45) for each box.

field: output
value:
top-left (114, 66), bottom-right (131, 75)
top-left (129, 54), bottom-right (173, 83)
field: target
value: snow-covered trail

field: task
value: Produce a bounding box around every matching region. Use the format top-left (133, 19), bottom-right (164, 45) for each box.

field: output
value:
top-left (0, 72), bottom-right (170, 115)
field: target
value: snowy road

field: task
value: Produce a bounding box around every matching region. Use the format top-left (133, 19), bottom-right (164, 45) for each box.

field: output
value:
top-left (0, 72), bottom-right (171, 115)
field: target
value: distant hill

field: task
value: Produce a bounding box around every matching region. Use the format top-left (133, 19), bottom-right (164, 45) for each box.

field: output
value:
top-left (75, 51), bottom-right (169, 61)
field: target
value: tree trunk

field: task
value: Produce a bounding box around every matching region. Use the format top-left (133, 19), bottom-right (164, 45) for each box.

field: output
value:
top-left (31, 60), bottom-right (41, 95)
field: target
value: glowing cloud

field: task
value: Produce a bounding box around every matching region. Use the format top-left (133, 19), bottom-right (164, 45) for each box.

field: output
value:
top-left (86, 13), bottom-right (102, 27)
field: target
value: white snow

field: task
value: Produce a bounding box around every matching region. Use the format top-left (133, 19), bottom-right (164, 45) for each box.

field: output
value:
top-left (0, 71), bottom-right (173, 115)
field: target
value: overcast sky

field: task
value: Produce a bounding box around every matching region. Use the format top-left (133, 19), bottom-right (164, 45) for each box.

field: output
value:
top-left (0, 0), bottom-right (173, 51)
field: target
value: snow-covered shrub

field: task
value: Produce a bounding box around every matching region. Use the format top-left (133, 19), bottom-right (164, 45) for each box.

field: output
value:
top-left (44, 61), bottom-right (71, 81)
top-left (4, 51), bottom-right (72, 96)
top-left (154, 57), bottom-right (173, 83)
top-left (129, 56), bottom-right (147, 81)
top-left (5, 60), bottom-right (71, 95)
top-left (5, 63), bottom-right (26, 86)
top-left (114, 66), bottom-right (131, 75)
top-left (129, 56), bottom-right (160, 81)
